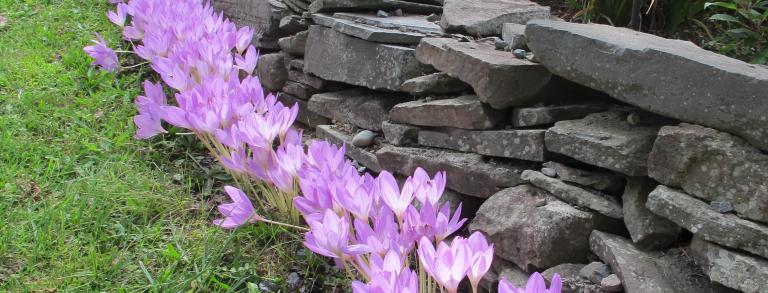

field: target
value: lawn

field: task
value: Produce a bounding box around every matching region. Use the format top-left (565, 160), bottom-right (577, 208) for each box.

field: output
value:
top-left (0, 1), bottom-right (328, 292)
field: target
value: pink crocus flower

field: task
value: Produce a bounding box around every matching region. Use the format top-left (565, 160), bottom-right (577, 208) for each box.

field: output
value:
top-left (304, 209), bottom-right (367, 259)
top-left (83, 33), bottom-right (119, 72)
top-left (107, 3), bottom-right (128, 27)
top-left (417, 236), bottom-right (471, 293)
top-left (466, 232), bottom-right (494, 293)
top-left (213, 186), bottom-right (256, 229)
top-left (376, 171), bottom-right (415, 220)
top-left (499, 272), bottom-right (563, 293)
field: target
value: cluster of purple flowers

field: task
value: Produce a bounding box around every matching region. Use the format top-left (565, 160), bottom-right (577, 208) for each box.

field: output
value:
top-left (84, 0), bottom-right (562, 292)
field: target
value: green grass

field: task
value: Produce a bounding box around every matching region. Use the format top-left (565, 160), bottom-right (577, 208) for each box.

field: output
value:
top-left (0, 1), bottom-right (335, 292)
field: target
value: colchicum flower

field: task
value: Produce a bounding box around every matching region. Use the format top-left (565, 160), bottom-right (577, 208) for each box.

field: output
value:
top-left (213, 186), bottom-right (256, 229)
top-left (83, 33), bottom-right (118, 72)
top-left (499, 272), bottom-right (563, 293)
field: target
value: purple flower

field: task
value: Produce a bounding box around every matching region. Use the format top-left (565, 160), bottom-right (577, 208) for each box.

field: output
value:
top-left (432, 202), bottom-right (466, 243)
top-left (213, 186), bottom-right (256, 229)
top-left (376, 171), bottom-right (415, 220)
top-left (235, 45), bottom-right (258, 75)
top-left (107, 3), bottom-right (128, 27)
top-left (304, 209), bottom-right (367, 259)
top-left (417, 236), bottom-right (471, 293)
top-left (467, 232), bottom-right (494, 292)
top-left (83, 33), bottom-right (119, 72)
top-left (499, 272), bottom-right (562, 293)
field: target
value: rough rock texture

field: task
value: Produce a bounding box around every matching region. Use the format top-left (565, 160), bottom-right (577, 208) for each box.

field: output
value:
top-left (441, 0), bottom-right (550, 36)
top-left (287, 69), bottom-right (332, 90)
top-left (308, 89), bottom-right (405, 131)
top-left (525, 20), bottom-right (768, 152)
top-left (470, 185), bottom-right (595, 271)
top-left (542, 161), bottom-right (623, 192)
top-left (542, 264), bottom-right (600, 293)
top-left (305, 26), bottom-right (431, 91)
top-left (545, 111), bottom-right (659, 176)
top-left (502, 23), bottom-right (527, 49)
top-left (512, 104), bottom-right (609, 127)
top-left (282, 81), bottom-right (318, 100)
top-left (279, 15), bottom-right (309, 34)
top-left (315, 125), bottom-right (382, 172)
top-left (376, 145), bottom-right (533, 197)
top-left (691, 237), bottom-right (768, 293)
top-left (278, 94), bottom-right (331, 127)
top-left (648, 124), bottom-right (768, 224)
top-left (522, 170), bottom-right (623, 219)
top-left (622, 177), bottom-right (680, 250)
top-left (389, 96), bottom-right (505, 130)
top-left (400, 73), bottom-right (470, 96)
top-left (418, 128), bottom-right (546, 161)
top-left (257, 53), bottom-right (288, 92)
top-left (381, 122), bottom-right (419, 146)
top-left (309, 0), bottom-right (442, 14)
top-left (415, 38), bottom-right (552, 109)
top-left (278, 30), bottom-right (308, 56)
top-left (646, 186), bottom-right (768, 259)
top-left (331, 12), bottom-right (443, 35)
top-left (312, 13), bottom-right (426, 45)
top-left (212, 0), bottom-right (291, 49)
top-left (579, 262), bottom-right (611, 283)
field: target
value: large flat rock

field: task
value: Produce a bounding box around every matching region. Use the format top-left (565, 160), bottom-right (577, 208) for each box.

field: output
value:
top-left (646, 185), bottom-right (768, 259)
top-left (541, 161), bottom-right (624, 192)
top-left (470, 185), bottom-right (595, 271)
top-left (376, 145), bottom-right (533, 197)
top-left (400, 72), bottom-right (470, 96)
top-left (622, 177), bottom-right (680, 250)
top-left (648, 124), bottom-right (768, 224)
top-left (332, 12), bottom-right (444, 35)
top-left (415, 38), bottom-right (552, 109)
top-left (511, 104), bottom-right (610, 127)
top-left (277, 94), bottom-right (330, 127)
top-left (381, 121), bottom-right (420, 146)
top-left (304, 25), bottom-right (431, 91)
top-left (691, 237), bottom-right (768, 293)
top-left (257, 53), bottom-right (288, 92)
top-left (308, 0), bottom-right (442, 14)
top-left (312, 13), bottom-right (426, 45)
top-left (389, 95), bottom-right (505, 129)
top-left (308, 89), bottom-right (405, 131)
top-left (522, 170), bottom-right (623, 219)
top-left (315, 125), bottom-right (382, 172)
top-left (525, 20), bottom-right (768, 151)
top-left (418, 128), bottom-right (546, 161)
top-left (212, 0), bottom-right (291, 50)
top-left (545, 111), bottom-right (659, 176)
top-left (441, 0), bottom-right (549, 36)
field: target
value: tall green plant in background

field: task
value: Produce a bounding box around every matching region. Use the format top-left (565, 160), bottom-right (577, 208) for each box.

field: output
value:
top-left (570, 0), bottom-right (707, 32)
top-left (705, 0), bottom-right (768, 63)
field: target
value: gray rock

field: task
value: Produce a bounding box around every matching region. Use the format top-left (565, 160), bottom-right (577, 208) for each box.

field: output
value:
top-left (286, 58), bottom-right (305, 71)
top-left (512, 104), bottom-right (610, 127)
top-left (286, 272), bottom-right (301, 289)
top-left (282, 81), bottom-right (318, 100)
top-left (600, 274), bottom-right (623, 292)
top-left (257, 53), bottom-right (288, 91)
top-left (541, 167), bottom-right (557, 177)
top-left (709, 201), bottom-right (734, 214)
top-left (441, 0), bottom-right (550, 36)
top-left (287, 70), bottom-right (330, 90)
top-left (497, 263), bottom-right (530, 287)
top-left (646, 185), bottom-right (768, 259)
top-left (415, 38), bottom-right (553, 109)
top-left (690, 237), bottom-right (768, 293)
top-left (308, 0), bottom-right (442, 14)
top-left (331, 12), bottom-right (444, 35)
top-left (418, 128), bottom-right (547, 162)
top-left (512, 49), bottom-right (526, 59)
top-left (389, 95), bottom-right (506, 130)
top-left (277, 94), bottom-right (330, 127)
top-left (211, 0), bottom-right (291, 50)
top-left (308, 89), bottom-right (405, 131)
top-left (502, 23), bottom-right (527, 49)
top-left (543, 263), bottom-right (599, 293)
top-left (376, 145), bottom-right (534, 197)
top-left (279, 15), bottom-right (309, 34)
top-left (312, 13), bottom-right (427, 45)
top-left (545, 111), bottom-right (659, 176)
top-left (381, 121), bottom-right (419, 146)
top-left (438, 189), bottom-right (485, 220)
top-left (522, 170), bottom-right (623, 219)
top-left (316, 125), bottom-right (382, 172)
top-left (648, 124), bottom-right (768, 224)
top-left (375, 10), bottom-right (388, 17)
top-left (579, 262), bottom-right (610, 284)
top-left (525, 20), bottom-right (768, 152)
top-left (278, 30), bottom-right (308, 57)
top-left (622, 177), bottom-right (680, 251)
top-left (352, 130), bottom-right (376, 147)
top-left (541, 161), bottom-right (624, 192)
top-left (304, 26), bottom-right (431, 91)
top-left (400, 73), bottom-right (470, 96)
top-left (470, 185), bottom-right (595, 271)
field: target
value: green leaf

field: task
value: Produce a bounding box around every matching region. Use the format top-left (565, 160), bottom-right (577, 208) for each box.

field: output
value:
top-left (705, 2), bottom-right (739, 10)
top-left (164, 243), bottom-right (181, 261)
top-left (749, 48), bottom-right (768, 64)
top-left (709, 13), bottom-right (743, 23)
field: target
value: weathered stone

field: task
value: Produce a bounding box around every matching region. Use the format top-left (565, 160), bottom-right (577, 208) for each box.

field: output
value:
top-left (600, 274), bottom-right (623, 292)
top-left (542, 161), bottom-right (623, 192)
top-left (352, 130), bottom-right (376, 147)
top-left (381, 121), bottom-right (419, 146)
top-left (440, 0), bottom-right (550, 36)
top-left (287, 70), bottom-right (329, 90)
top-left (525, 20), bottom-right (768, 151)
top-left (312, 13), bottom-right (426, 45)
top-left (257, 53), bottom-right (288, 92)
top-left (648, 124), bottom-right (768, 224)
top-left (277, 94), bottom-right (331, 127)
top-left (212, 0), bottom-right (291, 50)
top-left (691, 237), bottom-right (768, 293)
top-left (308, 89), bottom-right (405, 131)
top-left (332, 12), bottom-right (444, 35)
top-left (709, 201), bottom-right (734, 214)
top-left (282, 81), bottom-right (318, 100)
top-left (316, 125), bottom-right (382, 172)
top-left (389, 96), bottom-right (505, 130)
top-left (502, 23), bottom-right (527, 49)
top-left (283, 0), bottom-right (309, 13)
top-left (522, 170), bottom-right (623, 219)
top-left (579, 262), bottom-right (611, 284)
top-left (308, 0), bottom-right (442, 14)
top-left (305, 26), bottom-right (431, 91)
top-left (438, 189), bottom-right (485, 220)
top-left (418, 128), bottom-right (546, 161)
top-left (470, 185), bottom-right (595, 271)
top-left (279, 15), bottom-right (309, 35)
top-left (540, 167), bottom-right (556, 177)
top-left (497, 264), bottom-right (530, 287)
top-left (286, 58), bottom-right (304, 71)
top-left (622, 177), bottom-right (680, 251)
top-left (646, 186), bottom-right (768, 259)
top-left (278, 30), bottom-right (308, 57)
top-left (376, 145), bottom-right (533, 197)
top-left (400, 73), bottom-right (470, 96)
top-left (543, 264), bottom-right (599, 293)
top-left (511, 104), bottom-right (610, 127)
top-left (545, 111), bottom-right (659, 176)
top-left (415, 38), bottom-right (552, 109)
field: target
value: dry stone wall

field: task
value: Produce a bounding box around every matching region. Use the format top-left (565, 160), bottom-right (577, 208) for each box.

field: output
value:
top-left (213, 0), bottom-right (768, 292)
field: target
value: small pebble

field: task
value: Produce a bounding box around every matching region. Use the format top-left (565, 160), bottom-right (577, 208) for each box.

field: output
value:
top-left (352, 130), bottom-right (376, 147)
top-left (600, 274), bottom-right (623, 292)
top-left (579, 262), bottom-right (611, 284)
top-left (626, 112), bottom-right (641, 125)
top-left (710, 200), bottom-right (734, 213)
top-left (399, 26), bottom-right (407, 32)
top-left (376, 10), bottom-right (389, 18)
top-left (393, 8), bottom-right (404, 16)
top-left (541, 167), bottom-right (557, 177)
top-left (513, 49), bottom-right (527, 59)
top-left (426, 13), bottom-right (440, 22)
top-left (286, 272), bottom-right (302, 289)
top-left (493, 37), bottom-right (508, 51)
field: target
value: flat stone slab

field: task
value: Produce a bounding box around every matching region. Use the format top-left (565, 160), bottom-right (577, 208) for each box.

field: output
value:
top-left (308, 89), bottom-right (405, 131)
top-left (333, 12), bottom-right (444, 35)
top-left (470, 185), bottom-right (595, 271)
top-left (312, 13), bottom-right (426, 45)
top-left (282, 81), bottom-right (318, 100)
top-left (441, 0), bottom-right (550, 36)
top-left (545, 111), bottom-right (659, 176)
top-left (389, 95), bottom-right (505, 129)
top-left (522, 170), bottom-right (623, 219)
top-left (376, 145), bottom-right (534, 197)
top-left (308, 0), bottom-right (442, 14)
top-left (525, 20), bottom-right (768, 151)
top-left (622, 177), bottom-right (680, 250)
top-left (212, 0), bottom-right (291, 50)
top-left (511, 104), bottom-right (610, 127)
top-left (646, 185), bottom-right (768, 259)
top-left (418, 128), bottom-right (546, 161)
top-left (648, 124), bottom-right (768, 224)
top-left (541, 161), bottom-right (624, 192)
top-left (305, 25), bottom-right (431, 91)
top-left (315, 125), bottom-right (382, 172)
top-left (400, 72), bottom-right (470, 96)
top-left (381, 121), bottom-right (420, 146)
top-left (415, 38), bottom-right (552, 109)
top-left (278, 30), bottom-right (308, 56)
top-left (257, 53), bottom-right (288, 92)
top-left (277, 94), bottom-right (331, 127)
top-left (691, 237), bottom-right (768, 293)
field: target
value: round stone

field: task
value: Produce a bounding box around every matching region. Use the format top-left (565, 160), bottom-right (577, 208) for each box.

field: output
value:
top-left (541, 167), bottom-right (557, 177)
top-left (513, 49), bottom-right (527, 59)
top-left (600, 274), bottom-right (623, 292)
top-left (352, 130), bottom-right (376, 147)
